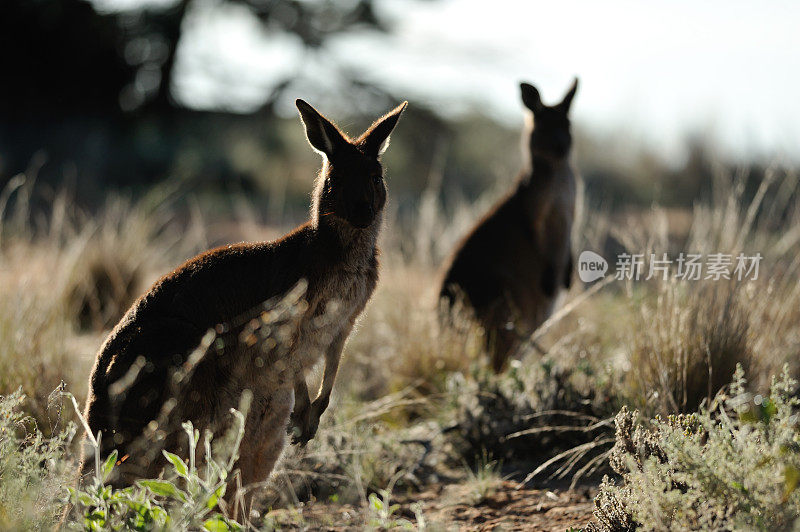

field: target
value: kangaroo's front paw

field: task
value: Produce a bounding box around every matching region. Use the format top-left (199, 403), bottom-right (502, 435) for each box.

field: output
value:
top-left (287, 405), bottom-right (317, 446)
top-left (288, 404), bottom-right (308, 445)
top-left (288, 400), bottom-right (325, 446)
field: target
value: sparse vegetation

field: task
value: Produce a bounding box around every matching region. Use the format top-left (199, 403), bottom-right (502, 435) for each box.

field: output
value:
top-left (1, 162), bottom-right (800, 529)
top-left (586, 366), bottom-right (800, 532)
top-left (65, 398), bottom-right (246, 532)
top-left (0, 389), bottom-right (73, 530)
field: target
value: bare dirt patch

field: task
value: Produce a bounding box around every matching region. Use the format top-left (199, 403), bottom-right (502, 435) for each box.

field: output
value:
top-left (264, 481), bottom-right (595, 530)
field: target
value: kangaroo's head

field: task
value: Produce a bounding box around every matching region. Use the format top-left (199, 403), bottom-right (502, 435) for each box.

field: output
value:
top-left (297, 99), bottom-right (407, 230)
top-left (520, 78), bottom-right (578, 160)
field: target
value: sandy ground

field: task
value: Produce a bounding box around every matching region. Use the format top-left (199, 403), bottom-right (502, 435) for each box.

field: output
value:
top-left (263, 481), bottom-right (596, 531)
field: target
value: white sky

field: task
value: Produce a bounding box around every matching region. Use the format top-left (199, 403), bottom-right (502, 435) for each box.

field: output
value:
top-left (96, 0), bottom-right (800, 161)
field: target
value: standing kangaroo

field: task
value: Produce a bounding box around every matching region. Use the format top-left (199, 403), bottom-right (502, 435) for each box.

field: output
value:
top-left (439, 79), bottom-right (578, 372)
top-left (80, 99), bottom-right (407, 491)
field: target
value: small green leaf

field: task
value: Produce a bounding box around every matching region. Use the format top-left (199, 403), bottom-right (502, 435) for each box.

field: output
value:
top-left (84, 509), bottom-right (107, 530)
top-left (75, 492), bottom-right (94, 507)
top-left (203, 517), bottom-right (232, 532)
top-left (102, 450), bottom-right (118, 482)
top-left (739, 409), bottom-right (758, 424)
top-left (138, 480), bottom-right (188, 502)
top-left (151, 506), bottom-right (169, 522)
top-left (206, 483), bottom-right (226, 510)
top-left (100, 485), bottom-right (113, 500)
top-left (756, 455), bottom-right (772, 468)
top-left (123, 499), bottom-right (152, 517)
top-left (369, 493), bottom-right (382, 511)
top-left (163, 450), bottom-right (189, 478)
top-left (784, 465), bottom-right (800, 502)
top-left (762, 398), bottom-right (777, 423)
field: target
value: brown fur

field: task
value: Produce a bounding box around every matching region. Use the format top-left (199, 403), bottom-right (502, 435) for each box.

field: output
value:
top-left (439, 79), bottom-right (579, 372)
top-left (78, 99), bottom-right (407, 495)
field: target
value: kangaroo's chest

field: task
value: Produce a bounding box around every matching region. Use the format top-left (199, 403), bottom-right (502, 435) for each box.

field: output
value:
top-left (291, 262), bottom-right (376, 371)
top-left (209, 263), bottom-right (376, 418)
top-left (543, 166), bottom-right (576, 217)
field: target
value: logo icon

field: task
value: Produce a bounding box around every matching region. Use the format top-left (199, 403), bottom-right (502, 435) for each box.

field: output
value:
top-left (578, 250), bottom-right (608, 283)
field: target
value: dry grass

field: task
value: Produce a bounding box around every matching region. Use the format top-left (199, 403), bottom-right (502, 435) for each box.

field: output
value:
top-left (1, 163), bottom-right (800, 528)
top-left (0, 179), bottom-right (206, 425)
top-left (620, 167), bottom-right (800, 414)
top-left (625, 280), bottom-right (753, 414)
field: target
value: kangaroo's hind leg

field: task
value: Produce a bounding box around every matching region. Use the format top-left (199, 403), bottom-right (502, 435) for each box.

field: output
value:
top-left (487, 324), bottom-right (521, 373)
top-left (480, 299), bottom-right (523, 373)
top-left (229, 387), bottom-right (294, 510)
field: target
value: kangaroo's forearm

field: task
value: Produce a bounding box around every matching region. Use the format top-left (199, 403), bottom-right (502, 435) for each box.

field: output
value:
top-left (294, 375), bottom-right (311, 411)
top-left (315, 329), bottom-right (349, 408)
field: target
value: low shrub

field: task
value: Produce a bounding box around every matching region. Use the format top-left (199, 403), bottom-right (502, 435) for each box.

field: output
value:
top-left (0, 388), bottom-right (249, 531)
top-left (0, 389), bottom-right (73, 530)
top-left (587, 365), bottom-right (800, 531)
top-left (446, 358), bottom-right (616, 485)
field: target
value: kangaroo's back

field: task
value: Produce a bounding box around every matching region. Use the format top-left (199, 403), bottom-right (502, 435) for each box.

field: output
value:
top-left (439, 79), bottom-right (579, 372)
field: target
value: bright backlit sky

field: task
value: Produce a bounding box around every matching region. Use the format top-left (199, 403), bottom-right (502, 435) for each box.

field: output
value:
top-left (94, 0), bottom-right (800, 162)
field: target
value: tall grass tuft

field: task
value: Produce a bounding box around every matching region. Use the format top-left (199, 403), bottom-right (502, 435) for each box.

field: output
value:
top-left (0, 178), bottom-right (205, 424)
top-left (625, 280), bottom-right (752, 414)
top-left (619, 167), bottom-right (800, 415)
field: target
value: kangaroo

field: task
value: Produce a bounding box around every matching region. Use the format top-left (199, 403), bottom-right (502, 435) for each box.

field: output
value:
top-left (79, 99), bottom-right (407, 495)
top-left (439, 79), bottom-right (578, 372)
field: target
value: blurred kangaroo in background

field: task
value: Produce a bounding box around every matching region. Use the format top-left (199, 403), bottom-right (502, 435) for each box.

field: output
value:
top-left (439, 79), bottom-right (578, 372)
top-left (79, 99), bottom-right (407, 495)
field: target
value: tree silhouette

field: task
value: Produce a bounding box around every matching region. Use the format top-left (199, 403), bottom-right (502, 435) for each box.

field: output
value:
top-left (0, 0), bottom-right (129, 117)
top-left (0, 0), bottom-right (399, 188)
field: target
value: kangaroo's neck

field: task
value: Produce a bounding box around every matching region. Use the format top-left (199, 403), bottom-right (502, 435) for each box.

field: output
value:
top-left (309, 169), bottom-right (380, 267)
top-left (525, 155), bottom-right (569, 179)
top-left (312, 214), bottom-right (381, 267)
top-left (518, 155), bottom-right (569, 193)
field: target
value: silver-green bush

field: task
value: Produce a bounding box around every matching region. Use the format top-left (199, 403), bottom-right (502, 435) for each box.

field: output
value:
top-left (587, 365), bottom-right (800, 531)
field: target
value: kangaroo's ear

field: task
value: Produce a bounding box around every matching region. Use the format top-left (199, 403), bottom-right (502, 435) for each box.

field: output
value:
top-left (296, 99), bottom-right (348, 158)
top-left (557, 78), bottom-right (579, 113)
top-left (520, 82), bottom-right (543, 113)
top-left (359, 101), bottom-right (408, 157)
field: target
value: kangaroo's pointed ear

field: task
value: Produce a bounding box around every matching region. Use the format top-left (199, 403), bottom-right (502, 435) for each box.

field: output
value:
top-left (520, 82), bottom-right (543, 113)
top-left (557, 78), bottom-right (579, 113)
top-left (296, 99), bottom-right (348, 158)
top-left (359, 101), bottom-right (408, 157)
